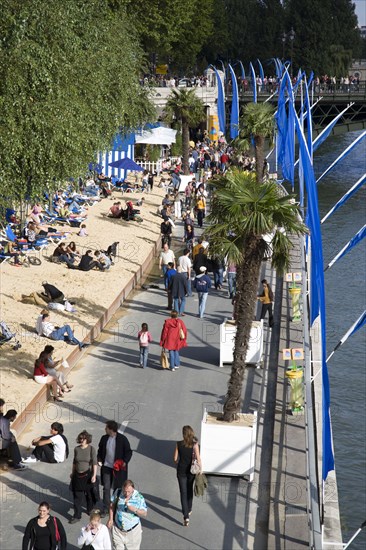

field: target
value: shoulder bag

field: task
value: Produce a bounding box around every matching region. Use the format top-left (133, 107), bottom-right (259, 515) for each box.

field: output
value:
top-left (178, 322), bottom-right (185, 340)
top-left (190, 445), bottom-right (200, 475)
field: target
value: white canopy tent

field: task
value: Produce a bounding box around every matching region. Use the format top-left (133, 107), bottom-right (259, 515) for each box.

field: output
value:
top-left (135, 126), bottom-right (177, 145)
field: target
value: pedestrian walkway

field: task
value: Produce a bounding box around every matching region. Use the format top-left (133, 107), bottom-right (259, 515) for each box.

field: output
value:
top-left (1, 220), bottom-right (310, 549)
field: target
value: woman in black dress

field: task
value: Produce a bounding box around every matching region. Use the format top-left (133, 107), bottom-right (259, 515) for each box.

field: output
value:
top-left (173, 425), bottom-right (202, 526)
top-left (22, 501), bottom-right (67, 550)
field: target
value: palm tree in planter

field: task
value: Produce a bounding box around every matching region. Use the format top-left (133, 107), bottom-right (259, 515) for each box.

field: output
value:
top-left (234, 102), bottom-right (275, 183)
top-left (206, 170), bottom-right (307, 422)
top-left (163, 88), bottom-right (206, 175)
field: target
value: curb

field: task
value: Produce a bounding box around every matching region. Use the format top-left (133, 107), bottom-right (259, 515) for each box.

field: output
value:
top-left (12, 236), bottom-right (160, 437)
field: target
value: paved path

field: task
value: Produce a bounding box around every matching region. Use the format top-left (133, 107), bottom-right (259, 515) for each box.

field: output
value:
top-left (1, 223), bottom-right (310, 549)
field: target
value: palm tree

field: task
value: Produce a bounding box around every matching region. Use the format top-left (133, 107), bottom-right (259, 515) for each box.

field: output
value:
top-left (164, 88), bottom-right (206, 175)
top-left (234, 102), bottom-right (275, 183)
top-left (206, 170), bottom-right (306, 422)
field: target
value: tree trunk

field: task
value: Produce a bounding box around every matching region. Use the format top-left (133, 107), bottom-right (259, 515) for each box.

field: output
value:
top-left (255, 135), bottom-right (264, 184)
top-left (182, 118), bottom-right (190, 175)
top-left (222, 236), bottom-right (266, 422)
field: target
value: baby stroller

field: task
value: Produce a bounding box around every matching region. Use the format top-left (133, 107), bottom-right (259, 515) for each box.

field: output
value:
top-left (0, 321), bottom-right (22, 350)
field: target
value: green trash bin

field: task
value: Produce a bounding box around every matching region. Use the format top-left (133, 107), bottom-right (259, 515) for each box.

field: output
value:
top-left (289, 286), bottom-right (302, 322)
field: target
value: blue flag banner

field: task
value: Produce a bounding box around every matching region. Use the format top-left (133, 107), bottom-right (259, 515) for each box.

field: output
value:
top-left (325, 224), bottom-right (366, 271)
top-left (283, 73), bottom-right (295, 187)
top-left (291, 100), bottom-right (335, 480)
top-left (211, 65), bottom-right (226, 134)
top-left (313, 104), bottom-right (354, 153)
top-left (257, 59), bottom-right (265, 81)
top-left (327, 311), bottom-right (366, 363)
top-left (275, 74), bottom-right (288, 171)
top-left (317, 131), bottom-right (366, 183)
top-left (249, 62), bottom-right (257, 103)
top-left (228, 64), bottom-right (239, 139)
top-left (271, 58), bottom-right (281, 80)
top-left (321, 174), bottom-right (366, 224)
top-left (238, 60), bottom-right (245, 80)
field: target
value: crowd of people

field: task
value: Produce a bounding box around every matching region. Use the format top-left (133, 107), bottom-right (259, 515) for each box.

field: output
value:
top-left (1, 151), bottom-right (277, 549)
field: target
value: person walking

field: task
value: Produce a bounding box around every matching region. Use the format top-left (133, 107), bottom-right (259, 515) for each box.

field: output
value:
top-left (77, 510), bottom-right (111, 549)
top-left (160, 218), bottom-right (172, 248)
top-left (164, 262), bottom-right (176, 310)
top-left (193, 266), bottom-right (212, 319)
top-left (226, 261), bottom-right (237, 299)
top-left (107, 480), bottom-right (147, 550)
top-left (97, 421), bottom-right (133, 517)
top-left (69, 430), bottom-right (98, 524)
top-left (159, 242), bottom-right (175, 277)
top-left (195, 194), bottom-right (206, 228)
top-left (257, 279), bottom-right (274, 327)
top-left (212, 255), bottom-right (225, 290)
top-left (178, 248), bottom-right (192, 297)
top-left (173, 426), bottom-right (202, 527)
top-left (137, 323), bottom-right (152, 369)
top-left (22, 501), bottom-right (67, 550)
top-left (160, 310), bottom-right (187, 372)
top-left (169, 266), bottom-right (188, 316)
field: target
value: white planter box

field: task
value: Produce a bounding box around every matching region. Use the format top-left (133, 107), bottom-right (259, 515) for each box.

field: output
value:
top-left (200, 410), bottom-right (257, 480)
top-left (219, 319), bottom-right (264, 367)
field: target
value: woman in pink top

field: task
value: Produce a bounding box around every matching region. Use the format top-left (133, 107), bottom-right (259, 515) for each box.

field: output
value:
top-left (34, 350), bottom-right (65, 402)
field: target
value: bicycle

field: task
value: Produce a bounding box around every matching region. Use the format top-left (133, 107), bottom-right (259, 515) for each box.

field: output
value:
top-left (10, 253), bottom-right (42, 268)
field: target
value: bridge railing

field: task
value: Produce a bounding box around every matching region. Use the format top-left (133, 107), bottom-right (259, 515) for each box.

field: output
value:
top-left (226, 80), bottom-right (366, 99)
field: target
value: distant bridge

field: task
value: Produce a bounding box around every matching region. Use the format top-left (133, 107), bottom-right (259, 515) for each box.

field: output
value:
top-left (227, 82), bottom-right (366, 135)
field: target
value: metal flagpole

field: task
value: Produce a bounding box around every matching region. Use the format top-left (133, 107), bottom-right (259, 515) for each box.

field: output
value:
top-left (343, 520), bottom-right (366, 549)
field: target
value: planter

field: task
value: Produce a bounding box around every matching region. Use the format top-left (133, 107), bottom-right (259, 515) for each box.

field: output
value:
top-left (200, 410), bottom-right (257, 480)
top-left (219, 319), bottom-right (264, 368)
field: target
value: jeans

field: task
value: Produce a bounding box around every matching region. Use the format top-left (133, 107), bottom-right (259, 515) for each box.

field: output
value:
top-left (177, 473), bottom-right (195, 520)
top-left (184, 274), bottom-right (192, 297)
top-left (197, 209), bottom-right (204, 228)
top-left (169, 349), bottom-right (180, 370)
top-left (198, 292), bottom-right (208, 318)
top-left (260, 303), bottom-right (274, 327)
top-left (50, 325), bottom-right (81, 346)
top-left (173, 296), bottom-right (186, 315)
top-left (227, 272), bottom-right (237, 298)
top-left (139, 346), bottom-right (149, 368)
top-left (213, 268), bottom-right (224, 289)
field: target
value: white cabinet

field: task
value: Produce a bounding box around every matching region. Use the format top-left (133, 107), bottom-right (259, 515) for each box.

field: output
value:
top-left (219, 319), bottom-right (264, 367)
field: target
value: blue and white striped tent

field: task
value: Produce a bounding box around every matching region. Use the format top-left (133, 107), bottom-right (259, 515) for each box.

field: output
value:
top-left (98, 132), bottom-right (135, 180)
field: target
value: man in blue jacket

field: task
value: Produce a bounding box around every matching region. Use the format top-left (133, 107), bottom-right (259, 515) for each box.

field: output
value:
top-left (193, 266), bottom-right (212, 319)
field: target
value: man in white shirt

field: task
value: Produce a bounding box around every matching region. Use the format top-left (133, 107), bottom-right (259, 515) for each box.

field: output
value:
top-left (159, 242), bottom-right (175, 276)
top-left (178, 248), bottom-right (192, 297)
top-left (40, 312), bottom-right (88, 350)
top-left (23, 422), bottom-right (68, 463)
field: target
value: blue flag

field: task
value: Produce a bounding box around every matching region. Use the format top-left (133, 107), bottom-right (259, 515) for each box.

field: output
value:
top-left (291, 100), bottom-right (335, 480)
top-left (228, 64), bottom-right (239, 139)
top-left (257, 59), bottom-right (264, 81)
top-left (317, 131), bottom-right (366, 183)
top-left (249, 62), bottom-right (257, 103)
top-left (325, 224), bottom-right (366, 270)
top-left (211, 65), bottom-right (226, 134)
top-left (238, 60), bottom-right (246, 80)
top-left (321, 174), bottom-right (366, 224)
top-left (275, 74), bottom-right (288, 172)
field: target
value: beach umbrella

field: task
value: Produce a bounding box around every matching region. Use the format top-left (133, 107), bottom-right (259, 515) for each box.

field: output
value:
top-left (108, 157), bottom-right (144, 171)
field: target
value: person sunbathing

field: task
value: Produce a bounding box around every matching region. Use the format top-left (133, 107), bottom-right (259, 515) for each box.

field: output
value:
top-left (40, 313), bottom-right (88, 349)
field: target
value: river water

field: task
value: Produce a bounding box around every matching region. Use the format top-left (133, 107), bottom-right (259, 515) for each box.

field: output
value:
top-left (313, 131), bottom-right (366, 548)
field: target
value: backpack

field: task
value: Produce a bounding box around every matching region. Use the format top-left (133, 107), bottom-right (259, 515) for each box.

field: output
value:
top-left (139, 331), bottom-right (149, 345)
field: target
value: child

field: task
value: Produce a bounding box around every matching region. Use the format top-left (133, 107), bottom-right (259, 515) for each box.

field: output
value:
top-left (136, 197), bottom-right (145, 207)
top-left (137, 323), bottom-right (152, 368)
top-left (78, 224), bottom-right (88, 237)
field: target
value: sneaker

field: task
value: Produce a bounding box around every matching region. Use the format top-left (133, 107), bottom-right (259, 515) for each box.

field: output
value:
top-left (13, 463), bottom-right (27, 470)
top-left (171, 368), bottom-right (176, 372)
top-left (22, 456), bottom-right (37, 463)
top-left (175, 366), bottom-right (180, 369)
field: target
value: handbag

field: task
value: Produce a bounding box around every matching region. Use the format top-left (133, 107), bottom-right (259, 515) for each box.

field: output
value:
top-left (178, 322), bottom-right (185, 340)
top-left (53, 517), bottom-right (61, 547)
top-left (190, 446), bottom-right (200, 475)
top-left (160, 348), bottom-right (169, 369)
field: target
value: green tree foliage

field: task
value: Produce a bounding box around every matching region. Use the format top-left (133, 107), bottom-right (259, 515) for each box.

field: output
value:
top-left (206, 171), bottom-right (306, 421)
top-left (164, 89), bottom-right (206, 174)
top-left (284, 0), bottom-right (361, 74)
top-left (0, 0), bottom-right (154, 209)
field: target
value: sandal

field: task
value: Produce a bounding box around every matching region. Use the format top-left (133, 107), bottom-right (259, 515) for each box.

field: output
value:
top-left (53, 397), bottom-right (63, 402)
top-left (63, 389), bottom-right (72, 393)
top-left (66, 384), bottom-right (74, 389)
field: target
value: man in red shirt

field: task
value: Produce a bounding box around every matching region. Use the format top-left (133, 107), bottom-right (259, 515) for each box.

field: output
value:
top-left (220, 152), bottom-right (229, 172)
